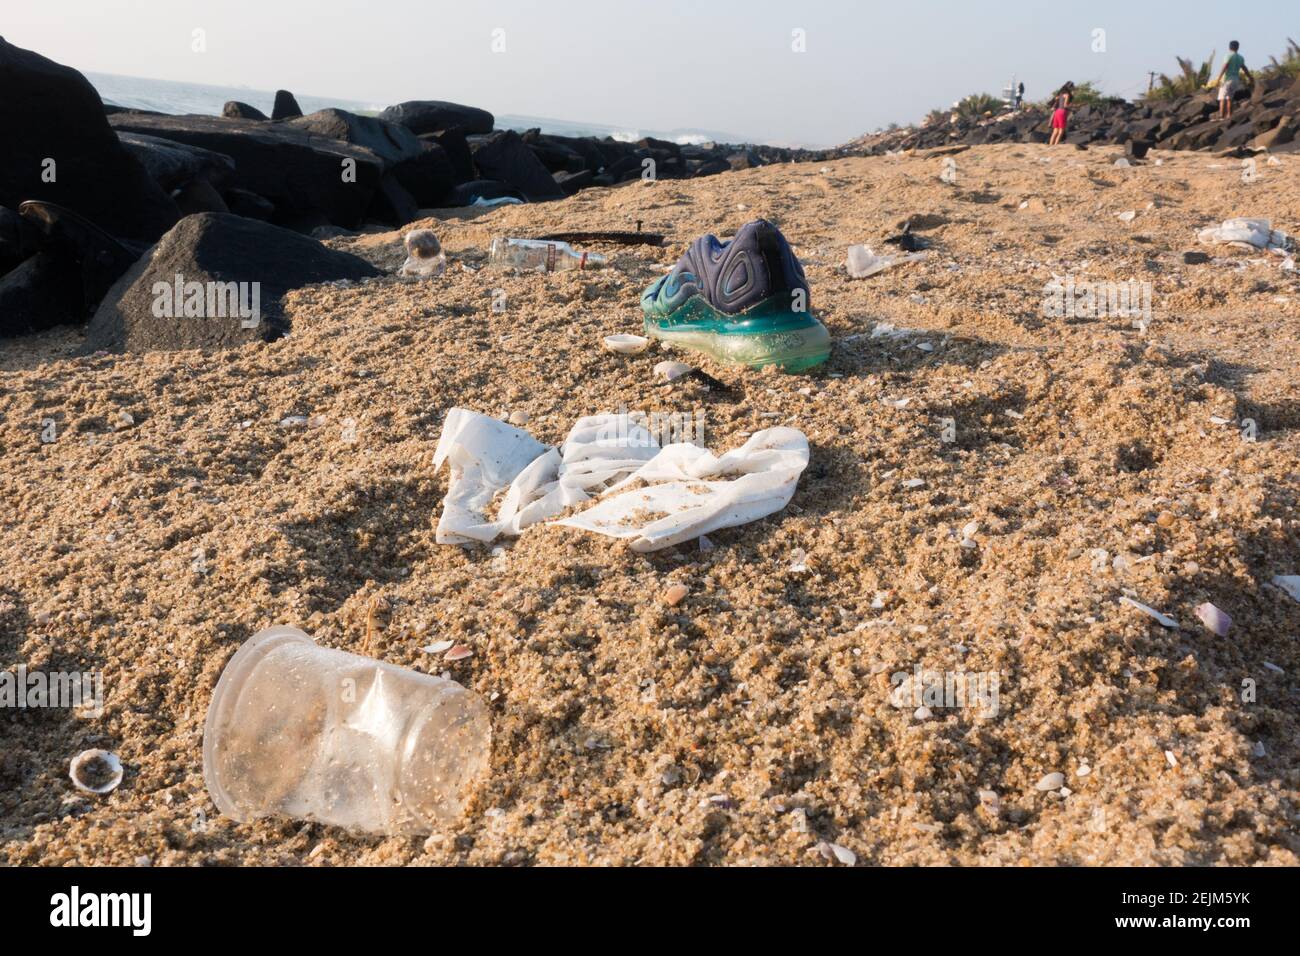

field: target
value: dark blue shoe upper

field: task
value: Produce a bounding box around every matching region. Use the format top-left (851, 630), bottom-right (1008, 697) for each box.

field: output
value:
top-left (642, 219), bottom-right (809, 317)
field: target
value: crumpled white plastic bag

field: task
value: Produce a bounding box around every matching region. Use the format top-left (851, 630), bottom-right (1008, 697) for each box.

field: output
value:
top-left (431, 407), bottom-right (809, 551)
top-left (1197, 218), bottom-right (1291, 252)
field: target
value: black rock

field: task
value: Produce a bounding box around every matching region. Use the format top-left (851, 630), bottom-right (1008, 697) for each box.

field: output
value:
top-left (286, 108), bottom-right (452, 211)
top-left (1183, 251), bottom-right (1211, 264)
top-left (728, 149), bottom-right (763, 170)
top-left (468, 130), bottom-right (565, 201)
top-left (423, 129), bottom-right (475, 184)
top-left (117, 132), bottom-right (236, 192)
top-left (84, 212), bottom-right (381, 353)
top-left (687, 157), bottom-right (731, 177)
top-left (173, 179), bottom-right (230, 216)
top-left (1126, 139), bottom-right (1155, 160)
top-left (108, 113), bottom-right (384, 230)
top-left (553, 169), bottom-right (594, 194)
top-left (0, 252), bottom-right (84, 337)
top-left (287, 109), bottom-right (422, 165)
top-left (18, 200), bottom-right (146, 314)
top-left (380, 101), bottom-right (494, 135)
top-left (392, 142), bottom-right (456, 207)
top-left (272, 90), bottom-right (302, 120)
top-left (0, 204), bottom-right (32, 272)
top-left (223, 101), bottom-right (268, 121)
top-left (366, 172), bottom-right (420, 226)
top-left (0, 38), bottom-right (180, 243)
top-left (224, 188), bottom-right (275, 221)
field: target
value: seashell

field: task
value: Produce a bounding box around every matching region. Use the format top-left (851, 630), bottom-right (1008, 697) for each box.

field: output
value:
top-left (1119, 596), bottom-right (1178, 629)
top-left (901, 478), bottom-right (926, 489)
top-left (604, 334), bottom-right (650, 354)
top-left (654, 360), bottom-right (692, 382)
top-left (422, 640), bottom-right (454, 654)
top-left (789, 548), bottom-right (809, 573)
top-left (664, 583), bottom-right (689, 606)
top-left (1035, 772), bottom-right (1064, 791)
top-left (830, 843), bottom-right (857, 865)
top-left (1116, 210), bottom-right (1137, 223)
top-left (508, 409), bottom-right (530, 426)
top-left (444, 644), bottom-right (474, 661)
top-left (69, 749), bottom-right (123, 794)
top-left (1194, 602), bottom-right (1231, 636)
top-left (1272, 575), bottom-right (1300, 603)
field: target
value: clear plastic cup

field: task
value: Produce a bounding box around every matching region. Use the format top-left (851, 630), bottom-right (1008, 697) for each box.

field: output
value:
top-left (202, 626), bottom-right (491, 835)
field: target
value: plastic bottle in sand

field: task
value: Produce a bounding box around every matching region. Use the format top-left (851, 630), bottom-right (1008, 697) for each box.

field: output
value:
top-left (488, 237), bottom-right (606, 272)
top-left (202, 626), bottom-right (491, 835)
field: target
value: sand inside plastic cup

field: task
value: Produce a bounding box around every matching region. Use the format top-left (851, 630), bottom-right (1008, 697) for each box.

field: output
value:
top-left (202, 626), bottom-right (491, 835)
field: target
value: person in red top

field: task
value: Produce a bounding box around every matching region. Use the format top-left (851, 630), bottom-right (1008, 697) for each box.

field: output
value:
top-left (1049, 82), bottom-right (1074, 146)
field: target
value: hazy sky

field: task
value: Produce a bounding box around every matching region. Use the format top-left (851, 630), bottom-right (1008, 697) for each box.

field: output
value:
top-left (6, 0), bottom-right (1296, 146)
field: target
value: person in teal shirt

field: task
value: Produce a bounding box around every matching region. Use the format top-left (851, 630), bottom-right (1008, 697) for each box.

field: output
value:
top-left (1214, 41), bottom-right (1253, 121)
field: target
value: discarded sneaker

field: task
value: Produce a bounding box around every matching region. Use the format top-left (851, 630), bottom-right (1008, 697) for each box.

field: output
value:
top-left (640, 219), bottom-right (830, 371)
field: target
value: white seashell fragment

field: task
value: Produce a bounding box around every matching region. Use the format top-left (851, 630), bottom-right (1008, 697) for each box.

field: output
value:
top-left (69, 749), bottom-right (123, 794)
top-left (444, 644), bottom-right (474, 661)
top-left (604, 334), bottom-right (649, 354)
top-left (654, 361), bottom-right (692, 382)
top-left (817, 841), bottom-right (856, 865)
top-left (1119, 596), bottom-right (1178, 629)
top-left (789, 548), bottom-right (809, 573)
top-left (422, 640), bottom-right (454, 654)
top-left (1035, 772), bottom-right (1064, 791)
top-left (1116, 210), bottom-right (1137, 223)
top-left (901, 478), bottom-right (926, 489)
top-left (1194, 602), bottom-right (1232, 636)
top-left (1272, 576), bottom-right (1300, 603)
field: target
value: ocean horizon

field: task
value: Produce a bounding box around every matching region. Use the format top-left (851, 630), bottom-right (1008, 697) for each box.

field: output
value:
top-left (86, 70), bottom-right (757, 147)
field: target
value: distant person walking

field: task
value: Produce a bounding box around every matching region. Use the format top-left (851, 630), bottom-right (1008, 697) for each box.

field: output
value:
top-left (1213, 41), bottom-right (1252, 121)
top-left (1015, 82), bottom-right (1025, 109)
top-left (1048, 82), bottom-right (1074, 146)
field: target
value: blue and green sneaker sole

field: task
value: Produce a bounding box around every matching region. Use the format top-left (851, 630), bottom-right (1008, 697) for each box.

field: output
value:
top-left (643, 292), bottom-right (831, 372)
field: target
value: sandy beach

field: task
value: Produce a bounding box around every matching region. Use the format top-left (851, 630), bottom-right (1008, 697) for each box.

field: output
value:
top-left (2, 143), bottom-right (1298, 866)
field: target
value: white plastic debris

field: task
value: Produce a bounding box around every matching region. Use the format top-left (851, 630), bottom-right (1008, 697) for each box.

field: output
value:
top-left (1119, 596), bottom-right (1178, 629)
top-left (1194, 602), bottom-right (1232, 637)
top-left (1272, 575), bottom-right (1300, 603)
top-left (432, 407), bottom-right (810, 552)
top-left (69, 749), bottom-right (123, 794)
top-left (846, 244), bottom-right (926, 278)
top-left (1197, 218), bottom-right (1291, 252)
top-left (604, 334), bottom-right (649, 354)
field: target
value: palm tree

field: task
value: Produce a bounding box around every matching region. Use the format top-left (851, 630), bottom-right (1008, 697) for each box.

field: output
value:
top-left (1144, 52), bottom-right (1216, 101)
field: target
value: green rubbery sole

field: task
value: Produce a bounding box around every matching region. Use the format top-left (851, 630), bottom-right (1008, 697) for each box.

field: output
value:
top-left (642, 294), bottom-right (832, 372)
